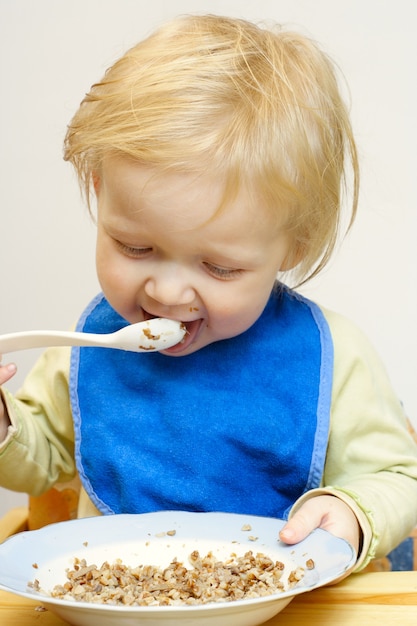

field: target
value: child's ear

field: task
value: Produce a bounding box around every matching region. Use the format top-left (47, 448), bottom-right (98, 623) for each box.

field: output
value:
top-left (92, 171), bottom-right (101, 195)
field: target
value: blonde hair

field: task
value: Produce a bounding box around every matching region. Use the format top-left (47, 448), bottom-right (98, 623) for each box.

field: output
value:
top-left (64, 14), bottom-right (359, 284)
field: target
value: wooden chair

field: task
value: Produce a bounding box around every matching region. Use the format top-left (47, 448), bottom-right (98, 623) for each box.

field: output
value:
top-left (0, 475), bottom-right (80, 543)
top-left (0, 506), bottom-right (28, 543)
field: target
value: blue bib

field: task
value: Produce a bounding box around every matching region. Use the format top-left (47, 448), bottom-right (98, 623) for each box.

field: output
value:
top-left (70, 285), bottom-right (333, 518)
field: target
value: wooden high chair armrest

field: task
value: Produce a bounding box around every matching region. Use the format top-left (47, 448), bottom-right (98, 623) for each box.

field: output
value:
top-left (0, 506), bottom-right (28, 543)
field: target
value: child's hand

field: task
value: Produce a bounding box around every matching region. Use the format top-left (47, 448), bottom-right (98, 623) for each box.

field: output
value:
top-left (0, 358), bottom-right (16, 440)
top-left (0, 358), bottom-right (16, 387)
top-left (279, 495), bottom-right (360, 556)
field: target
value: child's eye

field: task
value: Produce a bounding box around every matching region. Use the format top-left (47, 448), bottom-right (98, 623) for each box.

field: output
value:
top-left (115, 241), bottom-right (151, 258)
top-left (203, 262), bottom-right (243, 280)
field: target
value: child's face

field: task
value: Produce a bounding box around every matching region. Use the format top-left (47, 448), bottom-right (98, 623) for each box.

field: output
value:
top-left (95, 157), bottom-right (291, 356)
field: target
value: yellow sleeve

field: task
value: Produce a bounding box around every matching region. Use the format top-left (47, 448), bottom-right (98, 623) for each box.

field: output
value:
top-left (0, 346), bottom-right (76, 495)
top-left (291, 308), bottom-right (417, 571)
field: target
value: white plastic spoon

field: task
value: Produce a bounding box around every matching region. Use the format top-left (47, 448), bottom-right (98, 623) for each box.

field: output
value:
top-left (0, 318), bottom-right (186, 354)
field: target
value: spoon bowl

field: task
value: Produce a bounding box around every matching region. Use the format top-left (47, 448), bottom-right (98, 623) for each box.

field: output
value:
top-left (0, 319), bottom-right (186, 354)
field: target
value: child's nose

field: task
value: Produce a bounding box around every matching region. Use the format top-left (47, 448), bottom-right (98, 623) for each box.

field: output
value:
top-left (144, 265), bottom-right (195, 306)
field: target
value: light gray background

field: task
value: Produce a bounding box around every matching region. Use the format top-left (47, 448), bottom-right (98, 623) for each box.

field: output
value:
top-left (1, 0), bottom-right (415, 516)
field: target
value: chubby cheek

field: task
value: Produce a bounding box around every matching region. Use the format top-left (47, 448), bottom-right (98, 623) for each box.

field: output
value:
top-left (96, 246), bottom-right (114, 293)
top-left (207, 299), bottom-right (265, 340)
top-left (96, 249), bottom-right (137, 317)
top-left (214, 276), bottom-right (277, 337)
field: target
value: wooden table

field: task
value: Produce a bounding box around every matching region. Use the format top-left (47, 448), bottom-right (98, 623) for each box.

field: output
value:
top-left (1, 571), bottom-right (416, 625)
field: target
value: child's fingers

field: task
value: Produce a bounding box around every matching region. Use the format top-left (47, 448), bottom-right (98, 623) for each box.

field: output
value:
top-left (279, 500), bottom-right (323, 545)
top-left (0, 360), bottom-right (17, 386)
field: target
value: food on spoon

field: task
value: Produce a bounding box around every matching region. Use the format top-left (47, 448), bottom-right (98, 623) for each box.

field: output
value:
top-left (137, 320), bottom-right (186, 351)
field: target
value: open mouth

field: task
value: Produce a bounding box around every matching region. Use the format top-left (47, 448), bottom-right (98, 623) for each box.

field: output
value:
top-left (169, 318), bottom-right (204, 353)
top-left (142, 312), bottom-right (204, 354)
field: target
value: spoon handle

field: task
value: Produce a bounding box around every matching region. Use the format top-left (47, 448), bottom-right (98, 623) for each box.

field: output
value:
top-left (0, 330), bottom-right (118, 353)
top-left (0, 319), bottom-right (185, 354)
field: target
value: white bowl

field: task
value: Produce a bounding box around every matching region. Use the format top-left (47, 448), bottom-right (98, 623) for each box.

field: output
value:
top-left (0, 511), bottom-right (355, 626)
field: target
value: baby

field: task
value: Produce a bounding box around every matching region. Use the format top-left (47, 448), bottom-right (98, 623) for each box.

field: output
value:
top-left (1, 14), bottom-right (416, 574)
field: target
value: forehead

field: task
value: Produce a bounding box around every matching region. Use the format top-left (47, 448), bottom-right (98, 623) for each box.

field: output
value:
top-left (99, 157), bottom-right (275, 234)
